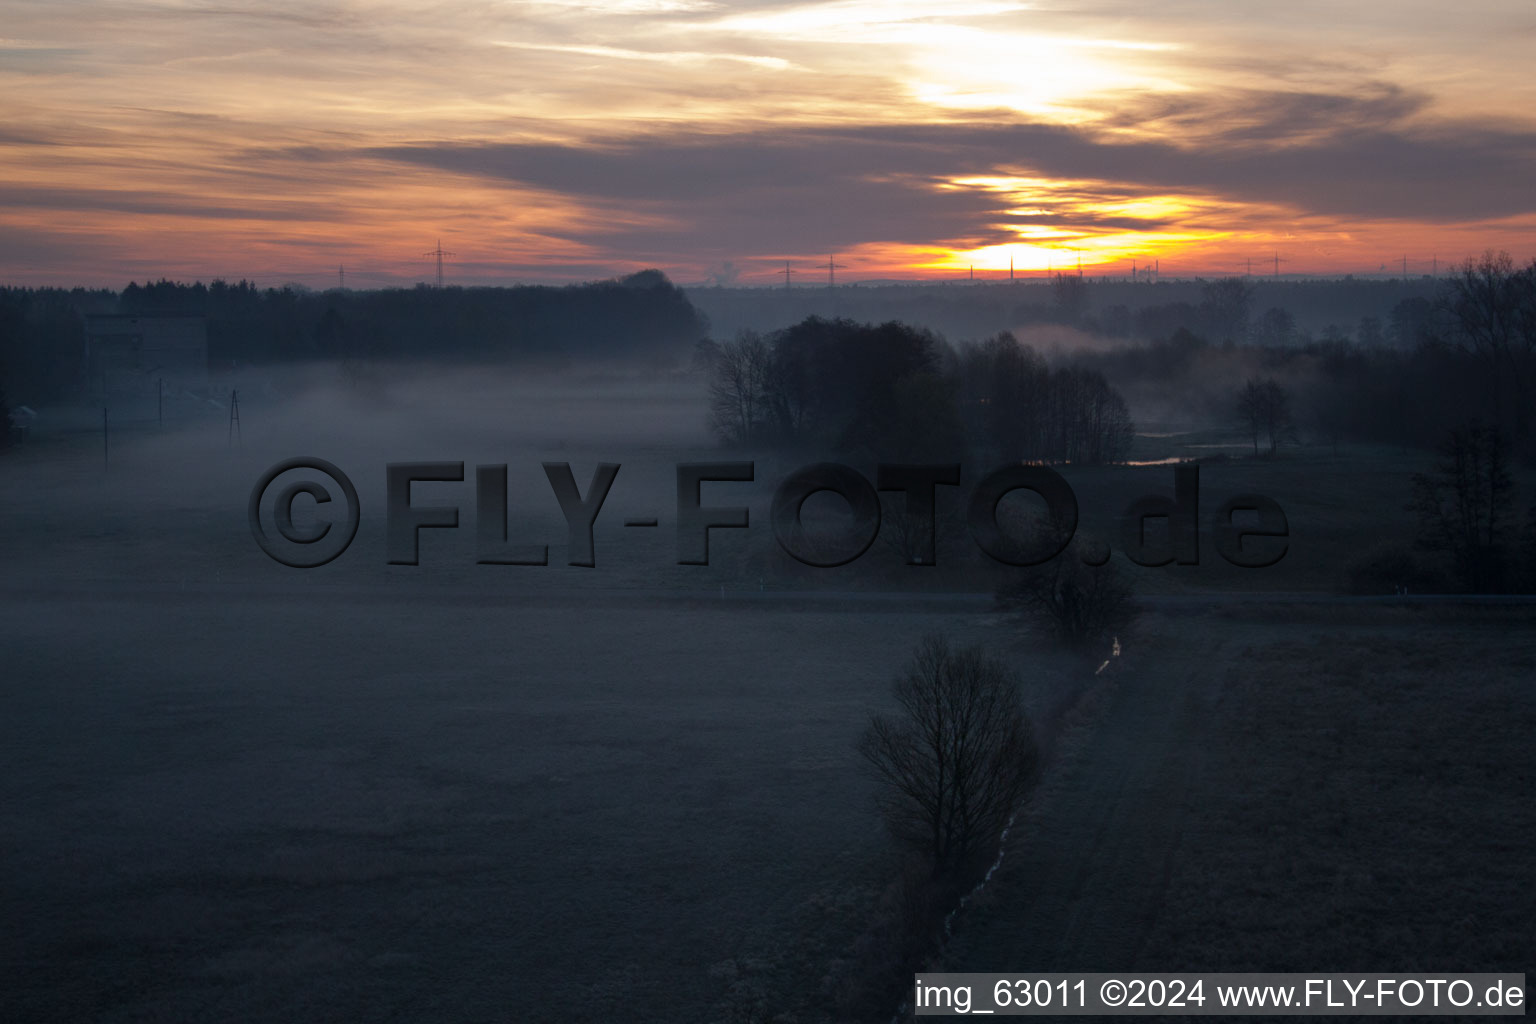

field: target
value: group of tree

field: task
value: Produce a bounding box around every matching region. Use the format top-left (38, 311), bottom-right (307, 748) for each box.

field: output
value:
top-left (1408, 421), bottom-right (1536, 593)
top-left (992, 253), bottom-right (1536, 460)
top-left (0, 286), bottom-right (114, 405)
top-left (1346, 419), bottom-right (1536, 595)
top-left (699, 317), bottom-right (1134, 464)
top-left (1235, 376), bottom-right (1295, 456)
top-left (1070, 255), bottom-right (1536, 460)
top-left (955, 333), bottom-right (1135, 465)
top-left (700, 317), bottom-right (960, 460)
top-left (1439, 252), bottom-right (1536, 443)
top-left (0, 271), bottom-right (707, 404)
top-left (0, 376), bottom-right (13, 450)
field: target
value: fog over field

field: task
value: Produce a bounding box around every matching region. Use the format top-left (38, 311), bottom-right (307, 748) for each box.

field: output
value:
top-left (6, 0), bottom-right (1536, 1014)
top-left (3, 337), bottom-right (1532, 1022)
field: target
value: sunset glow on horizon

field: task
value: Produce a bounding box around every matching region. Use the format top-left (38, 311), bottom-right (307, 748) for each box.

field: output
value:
top-left (2, 0), bottom-right (1533, 287)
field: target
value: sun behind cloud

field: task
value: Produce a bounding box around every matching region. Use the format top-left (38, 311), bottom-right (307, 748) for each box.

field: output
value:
top-left (0, 0), bottom-right (1533, 285)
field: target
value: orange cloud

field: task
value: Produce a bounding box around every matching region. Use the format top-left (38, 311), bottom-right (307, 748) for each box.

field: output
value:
top-left (1, 1), bottom-right (1533, 285)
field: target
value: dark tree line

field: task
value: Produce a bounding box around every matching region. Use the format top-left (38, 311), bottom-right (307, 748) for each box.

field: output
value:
top-left (701, 316), bottom-right (960, 460)
top-left (0, 379), bottom-right (13, 449)
top-left (1236, 376), bottom-right (1294, 456)
top-left (0, 271), bottom-right (707, 403)
top-left (1409, 422), bottom-right (1535, 593)
top-left (955, 332), bottom-right (1134, 465)
top-left (700, 317), bottom-right (1134, 464)
top-left (0, 286), bottom-right (117, 403)
top-left (1087, 252), bottom-right (1536, 457)
top-left (1440, 252), bottom-right (1536, 442)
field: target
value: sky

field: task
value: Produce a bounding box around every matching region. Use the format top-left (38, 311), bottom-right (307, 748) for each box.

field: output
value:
top-left (1, 0), bottom-right (1533, 287)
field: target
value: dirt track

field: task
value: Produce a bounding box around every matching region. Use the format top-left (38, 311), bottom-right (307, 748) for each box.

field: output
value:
top-left (942, 618), bottom-right (1258, 971)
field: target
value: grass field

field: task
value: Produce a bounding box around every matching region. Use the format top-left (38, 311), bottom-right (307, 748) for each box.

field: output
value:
top-left (943, 607), bottom-right (1535, 987)
top-left (3, 372), bottom-right (1531, 1022)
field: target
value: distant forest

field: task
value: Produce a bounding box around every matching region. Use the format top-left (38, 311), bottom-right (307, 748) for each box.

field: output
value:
top-left (697, 317), bottom-right (1134, 465)
top-left (2, 256), bottom-right (1533, 464)
top-left (696, 253), bottom-right (1536, 461)
top-left (0, 269), bottom-right (706, 402)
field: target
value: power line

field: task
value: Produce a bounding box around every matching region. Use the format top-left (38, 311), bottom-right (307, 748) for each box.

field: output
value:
top-left (825, 254), bottom-right (846, 288)
top-left (781, 261), bottom-right (797, 290)
top-left (422, 239), bottom-right (456, 288)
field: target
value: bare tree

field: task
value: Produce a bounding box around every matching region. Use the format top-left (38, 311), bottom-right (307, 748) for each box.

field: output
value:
top-left (877, 496), bottom-right (963, 567)
top-left (858, 635), bottom-right (1039, 878)
top-left (1236, 376), bottom-right (1292, 456)
top-left (995, 536), bottom-right (1136, 651)
top-left (1051, 366), bottom-right (1135, 465)
top-left (1409, 421), bottom-right (1516, 592)
top-left (956, 335), bottom-right (1133, 465)
top-left (1443, 250), bottom-right (1536, 440)
top-left (707, 330), bottom-right (772, 444)
top-left (979, 488), bottom-right (1137, 652)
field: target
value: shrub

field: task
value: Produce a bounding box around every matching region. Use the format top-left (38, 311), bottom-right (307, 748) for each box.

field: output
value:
top-left (1340, 542), bottom-right (1452, 595)
top-left (995, 538), bottom-right (1138, 651)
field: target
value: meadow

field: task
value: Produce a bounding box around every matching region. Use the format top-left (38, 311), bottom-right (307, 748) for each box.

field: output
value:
top-left (1, 365), bottom-right (1529, 1022)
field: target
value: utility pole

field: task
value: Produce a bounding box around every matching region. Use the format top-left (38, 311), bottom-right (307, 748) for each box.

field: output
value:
top-left (825, 255), bottom-right (845, 288)
top-left (228, 389), bottom-right (241, 447)
top-left (1402, 255), bottom-right (1408, 278)
top-left (1009, 254), bottom-right (1014, 281)
top-left (781, 261), bottom-right (796, 290)
top-left (339, 265), bottom-right (345, 289)
top-left (423, 239), bottom-right (455, 288)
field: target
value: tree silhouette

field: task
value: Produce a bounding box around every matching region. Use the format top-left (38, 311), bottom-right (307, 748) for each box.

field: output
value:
top-left (1237, 376), bottom-right (1292, 456)
top-left (996, 537), bottom-right (1136, 650)
top-left (0, 380), bottom-right (13, 450)
top-left (707, 331), bottom-right (772, 444)
top-left (1409, 421), bottom-right (1516, 593)
top-left (1443, 251), bottom-right (1536, 441)
top-left (859, 635), bottom-right (1039, 878)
